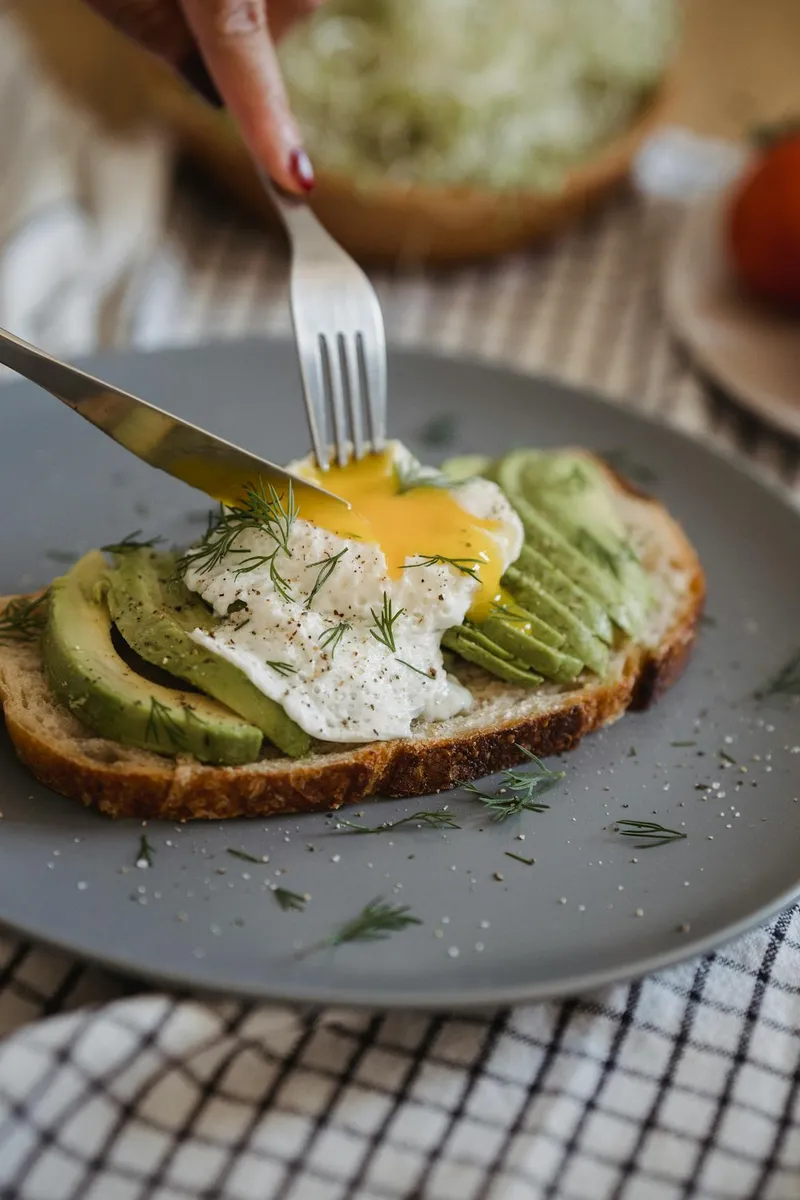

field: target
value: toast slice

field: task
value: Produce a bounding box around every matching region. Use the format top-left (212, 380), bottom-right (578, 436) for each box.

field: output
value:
top-left (0, 465), bottom-right (704, 821)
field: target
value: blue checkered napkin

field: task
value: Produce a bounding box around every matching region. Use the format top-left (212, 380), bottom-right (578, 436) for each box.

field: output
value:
top-left (1, 911), bottom-right (800, 1198)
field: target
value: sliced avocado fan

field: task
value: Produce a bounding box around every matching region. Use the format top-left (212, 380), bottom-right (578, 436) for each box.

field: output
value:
top-left (440, 448), bottom-right (652, 688)
top-left (43, 552), bottom-right (263, 765)
top-left (491, 450), bottom-right (651, 636)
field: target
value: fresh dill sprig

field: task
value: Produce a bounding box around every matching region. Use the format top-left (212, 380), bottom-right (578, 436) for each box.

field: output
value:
top-left (370, 593), bottom-right (404, 652)
top-left (402, 554), bottom-right (481, 581)
top-left (465, 784), bottom-right (552, 819)
top-left (273, 886), bottom-right (308, 912)
top-left (335, 809), bottom-right (460, 835)
top-left (227, 847), bottom-right (265, 864)
top-left (231, 552), bottom-right (293, 602)
top-left (305, 549), bottom-right (348, 609)
top-left (490, 602), bottom-right (528, 624)
top-left (551, 464), bottom-right (590, 494)
top-left (179, 479), bottom-right (296, 585)
top-left (613, 819), bottom-right (687, 849)
top-left (754, 650), bottom-right (800, 699)
top-left (205, 504), bottom-right (223, 532)
top-left (267, 660), bottom-right (298, 678)
top-left (394, 461), bottom-right (450, 495)
top-left (0, 591), bottom-right (49, 643)
top-left (419, 412), bottom-right (457, 449)
top-left (297, 896), bottom-right (422, 958)
top-left (135, 835), bottom-right (154, 868)
top-left (145, 697), bottom-right (187, 749)
top-left (101, 531), bottom-right (164, 554)
top-left (244, 478), bottom-right (297, 554)
top-left (396, 658), bottom-right (432, 679)
top-left (505, 851), bottom-right (535, 866)
top-left (144, 698), bottom-right (205, 750)
top-left (464, 746), bottom-right (565, 821)
top-left (319, 620), bottom-right (352, 660)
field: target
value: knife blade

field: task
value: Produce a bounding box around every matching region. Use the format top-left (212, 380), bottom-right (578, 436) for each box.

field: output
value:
top-left (0, 327), bottom-right (347, 508)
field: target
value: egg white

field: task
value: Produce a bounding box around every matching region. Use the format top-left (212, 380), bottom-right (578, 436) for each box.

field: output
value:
top-left (183, 444), bottom-right (523, 743)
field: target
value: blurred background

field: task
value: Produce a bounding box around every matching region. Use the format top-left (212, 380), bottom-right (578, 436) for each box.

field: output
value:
top-left (2, 0), bottom-right (800, 464)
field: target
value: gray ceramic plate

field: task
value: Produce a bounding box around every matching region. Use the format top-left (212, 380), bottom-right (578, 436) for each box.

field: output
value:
top-left (0, 340), bottom-right (798, 1009)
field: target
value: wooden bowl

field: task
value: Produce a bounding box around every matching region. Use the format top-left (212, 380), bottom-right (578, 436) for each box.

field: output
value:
top-left (148, 70), bottom-right (672, 267)
top-left (15, 0), bottom-right (672, 267)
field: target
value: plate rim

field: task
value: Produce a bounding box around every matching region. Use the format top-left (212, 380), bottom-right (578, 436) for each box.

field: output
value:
top-left (2, 879), bottom-right (799, 1010)
top-left (1, 337), bottom-right (798, 1007)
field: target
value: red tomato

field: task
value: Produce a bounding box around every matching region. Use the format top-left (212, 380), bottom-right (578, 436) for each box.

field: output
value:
top-left (728, 133), bottom-right (800, 309)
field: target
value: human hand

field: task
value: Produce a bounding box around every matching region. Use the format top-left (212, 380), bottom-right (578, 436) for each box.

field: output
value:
top-left (84, 0), bottom-right (322, 192)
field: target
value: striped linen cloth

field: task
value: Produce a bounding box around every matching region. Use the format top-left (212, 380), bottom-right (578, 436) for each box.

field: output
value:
top-left (1, 10), bottom-right (800, 1199)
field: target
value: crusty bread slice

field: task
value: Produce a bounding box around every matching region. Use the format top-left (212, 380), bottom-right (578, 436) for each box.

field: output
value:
top-left (0, 464), bottom-right (704, 821)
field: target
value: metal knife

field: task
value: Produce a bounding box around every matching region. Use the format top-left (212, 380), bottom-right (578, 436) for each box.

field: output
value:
top-left (0, 327), bottom-right (346, 507)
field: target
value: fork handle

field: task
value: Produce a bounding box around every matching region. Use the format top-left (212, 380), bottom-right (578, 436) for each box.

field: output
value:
top-left (255, 168), bottom-right (342, 256)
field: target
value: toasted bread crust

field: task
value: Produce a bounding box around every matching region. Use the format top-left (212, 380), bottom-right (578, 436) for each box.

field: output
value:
top-left (0, 466), bottom-right (705, 821)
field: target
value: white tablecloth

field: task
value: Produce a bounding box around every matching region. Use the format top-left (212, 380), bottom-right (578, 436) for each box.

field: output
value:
top-left (1, 12), bottom-right (800, 1200)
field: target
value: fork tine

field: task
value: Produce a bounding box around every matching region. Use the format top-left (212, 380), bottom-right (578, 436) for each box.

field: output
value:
top-left (339, 334), bottom-right (365, 460)
top-left (358, 331), bottom-right (387, 451)
top-left (296, 338), bottom-right (329, 469)
top-left (319, 334), bottom-right (348, 466)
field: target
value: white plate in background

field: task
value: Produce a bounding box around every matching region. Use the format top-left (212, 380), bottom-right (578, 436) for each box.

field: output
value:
top-left (664, 184), bottom-right (800, 441)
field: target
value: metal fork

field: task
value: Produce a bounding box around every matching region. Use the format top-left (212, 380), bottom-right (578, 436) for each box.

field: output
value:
top-left (259, 172), bottom-right (387, 470)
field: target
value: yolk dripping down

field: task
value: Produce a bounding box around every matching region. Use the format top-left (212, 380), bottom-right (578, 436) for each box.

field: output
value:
top-left (295, 450), bottom-right (505, 621)
top-left (491, 586), bottom-right (535, 632)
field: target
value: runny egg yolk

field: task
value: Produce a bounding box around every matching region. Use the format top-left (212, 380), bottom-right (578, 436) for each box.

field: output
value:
top-left (295, 450), bottom-right (505, 621)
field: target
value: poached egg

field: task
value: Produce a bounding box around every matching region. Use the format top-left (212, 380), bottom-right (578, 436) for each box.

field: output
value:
top-left (183, 443), bottom-right (522, 743)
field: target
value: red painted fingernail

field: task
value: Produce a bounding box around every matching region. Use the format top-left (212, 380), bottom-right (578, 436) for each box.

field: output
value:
top-left (289, 148), bottom-right (315, 192)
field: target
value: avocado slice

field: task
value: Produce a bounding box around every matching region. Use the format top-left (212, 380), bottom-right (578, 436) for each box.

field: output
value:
top-left (43, 552), bottom-right (262, 765)
top-left (479, 613), bottom-right (583, 683)
top-left (443, 627), bottom-right (544, 688)
top-left (503, 565), bottom-right (609, 676)
top-left (441, 454), bottom-right (492, 483)
top-left (102, 550), bottom-right (311, 759)
top-left (490, 451), bottom-right (647, 636)
top-left (486, 596), bottom-right (566, 649)
top-left (509, 452), bottom-right (651, 631)
top-left (513, 544), bottom-right (614, 646)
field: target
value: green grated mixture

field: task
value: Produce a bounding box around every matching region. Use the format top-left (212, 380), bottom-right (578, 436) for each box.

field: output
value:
top-left (280, 0), bottom-right (678, 190)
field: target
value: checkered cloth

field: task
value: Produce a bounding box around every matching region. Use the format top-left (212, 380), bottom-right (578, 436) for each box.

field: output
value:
top-left (1, 14), bottom-right (800, 1200)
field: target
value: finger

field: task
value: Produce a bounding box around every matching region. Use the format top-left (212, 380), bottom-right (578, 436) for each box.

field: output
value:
top-left (179, 0), bottom-right (314, 193)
